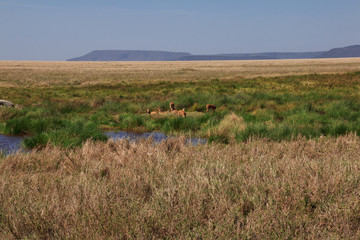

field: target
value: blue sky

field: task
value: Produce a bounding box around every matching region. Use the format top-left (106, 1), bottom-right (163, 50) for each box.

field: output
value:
top-left (1, 0), bottom-right (360, 60)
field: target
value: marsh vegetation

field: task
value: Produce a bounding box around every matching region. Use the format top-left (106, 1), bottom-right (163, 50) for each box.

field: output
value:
top-left (0, 60), bottom-right (360, 148)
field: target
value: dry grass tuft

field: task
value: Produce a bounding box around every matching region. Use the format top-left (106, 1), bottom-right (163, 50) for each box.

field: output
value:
top-left (216, 112), bottom-right (247, 139)
top-left (0, 135), bottom-right (359, 238)
top-left (89, 98), bottom-right (105, 108)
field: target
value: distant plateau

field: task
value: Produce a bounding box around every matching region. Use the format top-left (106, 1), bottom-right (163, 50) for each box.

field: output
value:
top-left (67, 45), bottom-right (360, 61)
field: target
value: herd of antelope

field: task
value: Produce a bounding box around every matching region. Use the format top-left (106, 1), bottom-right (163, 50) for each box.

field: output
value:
top-left (146, 102), bottom-right (217, 117)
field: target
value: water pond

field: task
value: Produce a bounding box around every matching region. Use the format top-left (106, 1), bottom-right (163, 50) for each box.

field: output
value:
top-left (105, 131), bottom-right (206, 145)
top-left (0, 131), bottom-right (207, 156)
top-left (0, 134), bottom-right (24, 155)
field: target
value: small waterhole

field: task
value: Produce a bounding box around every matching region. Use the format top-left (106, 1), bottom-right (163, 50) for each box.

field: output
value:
top-left (0, 131), bottom-right (206, 156)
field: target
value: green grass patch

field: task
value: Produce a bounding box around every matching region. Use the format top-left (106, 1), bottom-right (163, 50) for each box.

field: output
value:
top-left (1, 72), bottom-right (360, 147)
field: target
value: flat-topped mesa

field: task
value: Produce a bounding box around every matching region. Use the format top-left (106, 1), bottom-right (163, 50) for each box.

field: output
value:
top-left (0, 100), bottom-right (15, 108)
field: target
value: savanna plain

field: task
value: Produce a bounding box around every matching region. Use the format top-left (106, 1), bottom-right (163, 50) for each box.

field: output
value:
top-left (0, 59), bottom-right (360, 239)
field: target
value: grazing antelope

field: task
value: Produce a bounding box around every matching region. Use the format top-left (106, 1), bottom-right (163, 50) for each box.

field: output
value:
top-left (169, 102), bottom-right (175, 111)
top-left (177, 108), bottom-right (186, 117)
top-left (206, 104), bottom-right (216, 112)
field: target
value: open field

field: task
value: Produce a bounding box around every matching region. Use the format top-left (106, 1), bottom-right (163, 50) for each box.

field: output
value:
top-left (0, 135), bottom-right (359, 238)
top-left (1, 58), bottom-right (360, 87)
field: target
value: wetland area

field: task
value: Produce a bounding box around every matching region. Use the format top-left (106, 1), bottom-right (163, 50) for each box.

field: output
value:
top-left (0, 59), bottom-right (359, 239)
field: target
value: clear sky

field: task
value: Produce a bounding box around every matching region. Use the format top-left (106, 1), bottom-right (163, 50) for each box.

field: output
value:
top-left (1, 0), bottom-right (360, 60)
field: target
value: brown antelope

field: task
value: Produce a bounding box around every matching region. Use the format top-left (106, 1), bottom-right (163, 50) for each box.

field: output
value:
top-left (169, 102), bottom-right (175, 111)
top-left (158, 108), bottom-right (168, 114)
top-left (206, 104), bottom-right (216, 112)
top-left (147, 109), bottom-right (159, 115)
top-left (177, 108), bottom-right (186, 117)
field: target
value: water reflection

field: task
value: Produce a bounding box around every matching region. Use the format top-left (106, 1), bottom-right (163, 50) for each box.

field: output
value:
top-left (0, 131), bottom-right (206, 156)
top-left (105, 131), bottom-right (207, 145)
top-left (0, 134), bottom-right (23, 155)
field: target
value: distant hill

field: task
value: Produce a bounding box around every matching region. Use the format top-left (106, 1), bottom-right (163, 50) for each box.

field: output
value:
top-left (175, 55), bottom-right (276, 61)
top-left (176, 52), bottom-right (325, 61)
top-left (67, 45), bottom-right (360, 61)
top-left (67, 50), bottom-right (191, 61)
top-left (318, 45), bottom-right (360, 58)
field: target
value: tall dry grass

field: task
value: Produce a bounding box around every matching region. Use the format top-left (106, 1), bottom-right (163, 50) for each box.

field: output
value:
top-left (215, 113), bottom-right (247, 140)
top-left (0, 135), bottom-right (359, 239)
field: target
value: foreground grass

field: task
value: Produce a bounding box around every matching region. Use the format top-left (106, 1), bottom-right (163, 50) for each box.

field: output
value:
top-left (0, 135), bottom-right (359, 239)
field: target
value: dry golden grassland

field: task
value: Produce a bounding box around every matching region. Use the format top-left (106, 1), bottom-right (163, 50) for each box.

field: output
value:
top-left (0, 135), bottom-right (359, 239)
top-left (1, 58), bottom-right (360, 87)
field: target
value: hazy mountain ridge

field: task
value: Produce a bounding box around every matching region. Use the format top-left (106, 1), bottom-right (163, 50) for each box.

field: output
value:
top-left (318, 45), bottom-right (360, 58)
top-left (67, 50), bottom-right (192, 61)
top-left (175, 55), bottom-right (277, 61)
top-left (67, 45), bottom-right (360, 61)
top-left (176, 51), bottom-right (326, 61)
